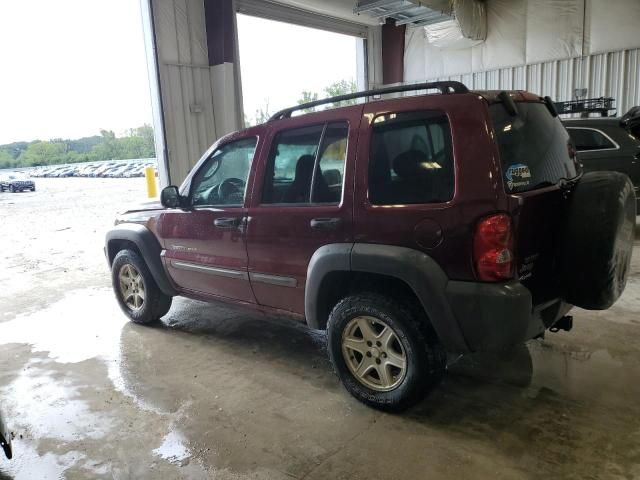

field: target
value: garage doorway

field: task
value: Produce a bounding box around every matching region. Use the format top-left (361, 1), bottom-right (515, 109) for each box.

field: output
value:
top-left (237, 14), bottom-right (365, 126)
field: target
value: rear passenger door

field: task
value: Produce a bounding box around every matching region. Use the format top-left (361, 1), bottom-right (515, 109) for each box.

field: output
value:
top-left (245, 111), bottom-right (360, 315)
top-left (353, 99), bottom-right (460, 267)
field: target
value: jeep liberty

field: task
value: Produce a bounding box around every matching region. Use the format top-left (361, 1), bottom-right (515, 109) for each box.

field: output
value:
top-left (106, 82), bottom-right (636, 410)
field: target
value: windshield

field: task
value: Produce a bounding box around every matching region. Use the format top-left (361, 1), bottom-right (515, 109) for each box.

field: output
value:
top-left (490, 102), bottom-right (579, 193)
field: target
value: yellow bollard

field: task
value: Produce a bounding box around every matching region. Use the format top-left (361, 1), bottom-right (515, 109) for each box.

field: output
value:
top-left (145, 166), bottom-right (158, 198)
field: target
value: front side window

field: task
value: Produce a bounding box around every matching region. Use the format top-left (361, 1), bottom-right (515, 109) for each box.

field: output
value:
top-left (566, 127), bottom-right (617, 151)
top-left (190, 137), bottom-right (257, 207)
top-left (368, 111), bottom-right (454, 205)
top-left (263, 122), bottom-right (348, 205)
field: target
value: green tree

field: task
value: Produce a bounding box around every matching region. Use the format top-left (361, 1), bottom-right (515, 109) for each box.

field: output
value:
top-left (0, 125), bottom-right (157, 167)
top-left (18, 141), bottom-right (68, 166)
top-left (297, 91), bottom-right (319, 113)
top-left (135, 124), bottom-right (155, 153)
top-left (0, 149), bottom-right (16, 169)
top-left (323, 79), bottom-right (357, 107)
top-left (90, 129), bottom-right (122, 161)
top-left (253, 99), bottom-right (271, 125)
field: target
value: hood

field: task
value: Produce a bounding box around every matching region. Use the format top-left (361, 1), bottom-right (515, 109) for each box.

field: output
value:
top-left (123, 199), bottom-right (163, 214)
top-left (115, 200), bottom-right (165, 226)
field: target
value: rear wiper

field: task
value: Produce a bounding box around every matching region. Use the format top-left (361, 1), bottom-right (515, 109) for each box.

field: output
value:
top-left (529, 181), bottom-right (555, 189)
top-left (498, 91), bottom-right (519, 117)
top-left (529, 178), bottom-right (576, 190)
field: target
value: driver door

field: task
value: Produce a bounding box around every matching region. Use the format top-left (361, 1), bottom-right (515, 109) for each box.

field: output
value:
top-left (159, 137), bottom-right (258, 302)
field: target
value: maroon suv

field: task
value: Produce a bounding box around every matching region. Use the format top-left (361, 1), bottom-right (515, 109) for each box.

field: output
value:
top-left (106, 82), bottom-right (636, 410)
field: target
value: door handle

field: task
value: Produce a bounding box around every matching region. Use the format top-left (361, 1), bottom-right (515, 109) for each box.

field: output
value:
top-left (214, 217), bottom-right (241, 229)
top-left (310, 217), bottom-right (341, 230)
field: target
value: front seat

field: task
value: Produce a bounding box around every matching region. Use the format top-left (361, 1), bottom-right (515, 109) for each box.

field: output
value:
top-left (284, 155), bottom-right (331, 203)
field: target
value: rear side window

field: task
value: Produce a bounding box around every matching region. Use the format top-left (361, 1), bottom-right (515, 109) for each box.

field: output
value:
top-left (566, 127), bottom-right (617, 151)
top-left (368, 111), bottom-right (454, 205)
top-left (262, 122), bottom-right (348, 205)
top-left (490, 102), bottom-right (578, 193)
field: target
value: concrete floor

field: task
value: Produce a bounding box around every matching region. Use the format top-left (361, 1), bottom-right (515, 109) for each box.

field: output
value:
top-left (1, 178), bottom-right (639, 479)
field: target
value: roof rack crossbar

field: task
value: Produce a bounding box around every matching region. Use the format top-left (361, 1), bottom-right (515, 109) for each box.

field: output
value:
top-left (268, 81), bottom-right (469, 121)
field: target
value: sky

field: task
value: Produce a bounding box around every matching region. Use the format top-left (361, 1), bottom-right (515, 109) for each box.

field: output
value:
top-left (236, 14), bottom-right (358, 123)
top-left (0, 0), bottom-right (152, 145)
top-left (0, 2), bottom-right (357, 145)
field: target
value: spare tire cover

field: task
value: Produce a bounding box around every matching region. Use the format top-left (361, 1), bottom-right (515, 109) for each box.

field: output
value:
top-left (559, 171), bottom-right (636, 310)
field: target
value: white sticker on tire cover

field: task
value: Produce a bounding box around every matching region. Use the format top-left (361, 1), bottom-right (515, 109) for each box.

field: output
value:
top-left (506, 163), bottom-right (531, 190)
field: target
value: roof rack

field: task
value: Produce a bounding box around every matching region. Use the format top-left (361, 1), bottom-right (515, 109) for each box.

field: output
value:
top-left (268, 81), bottom-right (469, 121)
top-left (554, 97), bottom-right (616, 117)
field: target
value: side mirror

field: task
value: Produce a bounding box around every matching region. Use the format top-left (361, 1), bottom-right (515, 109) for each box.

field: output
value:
top-left (160, 185), bottom-right (182, 208)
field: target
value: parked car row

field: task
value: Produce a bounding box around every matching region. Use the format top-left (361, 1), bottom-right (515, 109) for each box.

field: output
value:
top-left (30, 159), bottom-right (157, 178)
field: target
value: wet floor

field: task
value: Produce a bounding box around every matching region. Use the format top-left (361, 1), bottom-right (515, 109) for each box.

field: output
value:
top-left (1, 179), bottom-right (640, 479)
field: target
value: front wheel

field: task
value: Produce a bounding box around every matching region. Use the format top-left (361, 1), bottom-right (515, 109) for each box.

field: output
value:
top-left (327, 293), bottom-right (446, 411)
top-left (111, 249), bottom-right (172, 324)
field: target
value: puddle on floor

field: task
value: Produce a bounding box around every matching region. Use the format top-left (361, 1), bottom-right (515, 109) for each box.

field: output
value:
top-left (153, 428), bottom-right (191, 466)
top-left (1, 363), bottom-right (114, 442)
top-left (0, 288), bottom-right (126, 364)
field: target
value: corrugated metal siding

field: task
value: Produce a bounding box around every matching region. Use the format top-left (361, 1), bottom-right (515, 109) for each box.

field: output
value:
top-left (152, 0), bottom-right (220, 185)
top-left (430, 48), bottom-right (640, 115)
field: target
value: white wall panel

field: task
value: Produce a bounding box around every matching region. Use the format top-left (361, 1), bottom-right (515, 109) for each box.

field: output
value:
top-left (586, 0), bottom-right (640, 54)
top-left (526, 0), bottom-right (584, 64)
top-left (406, 0), bottom-right (640, 86)
top-left (423, 48), bottom-right (640, 115)
top-left (472, 0), bottom-right (525, 72)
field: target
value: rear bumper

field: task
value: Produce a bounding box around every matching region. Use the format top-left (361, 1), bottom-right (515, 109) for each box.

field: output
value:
top-left (445, 280), bottom-right (572, 352)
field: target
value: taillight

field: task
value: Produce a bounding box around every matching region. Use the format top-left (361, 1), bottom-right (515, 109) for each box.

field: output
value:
top-left (473, 213), bottom-right (515, 281)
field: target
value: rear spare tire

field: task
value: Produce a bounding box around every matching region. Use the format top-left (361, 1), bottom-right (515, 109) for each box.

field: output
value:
top-left (559, 171), bottom-right (636, 310)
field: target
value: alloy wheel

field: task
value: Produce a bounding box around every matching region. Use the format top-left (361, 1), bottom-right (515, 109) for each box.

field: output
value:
top-left (341, 316), bottom-right (407, 392)
top-left (118, 264), bottom-right (145, 311)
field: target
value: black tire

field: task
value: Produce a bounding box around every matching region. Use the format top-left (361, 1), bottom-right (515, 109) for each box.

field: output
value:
top-left (9, 185), bottom-right (15, 193)
top-left (327, 293), bottom-right (446, 412)
top-left (111, 249), bottom-right (172, 324)
top-left (559, 172), bottom-right (636, 310)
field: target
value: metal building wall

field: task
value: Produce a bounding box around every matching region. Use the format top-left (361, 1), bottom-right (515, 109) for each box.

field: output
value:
top-left (141, 0), bottom-right (243, 186)
top-left (142, 0), bottom-right (378, 188)
top-left (428, 48), bottom-right (640, 115)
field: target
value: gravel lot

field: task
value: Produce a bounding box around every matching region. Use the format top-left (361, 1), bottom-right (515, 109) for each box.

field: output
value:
top-left (0, 177), bottom-right (149, 318)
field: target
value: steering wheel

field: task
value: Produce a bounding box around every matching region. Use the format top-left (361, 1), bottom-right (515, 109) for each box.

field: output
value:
top-left (217, 177), bottom-right (246, 202)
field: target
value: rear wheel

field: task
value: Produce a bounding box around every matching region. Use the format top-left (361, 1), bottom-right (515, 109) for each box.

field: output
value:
top-left (111, 249), bottom-right (172, 324)
top-left (327, 293), bottom-right (446, 411)
top-left (9, 185), bottom-right (15, 193)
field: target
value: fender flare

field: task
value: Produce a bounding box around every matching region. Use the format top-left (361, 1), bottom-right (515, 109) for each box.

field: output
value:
top-left (105, 223), bottom-right (177, 296)
top-left (305, 243), bottom-right (470, 353)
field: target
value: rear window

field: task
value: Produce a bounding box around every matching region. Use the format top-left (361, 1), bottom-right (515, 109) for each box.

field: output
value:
top-left (490, 102), bottom-right (578, 193)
